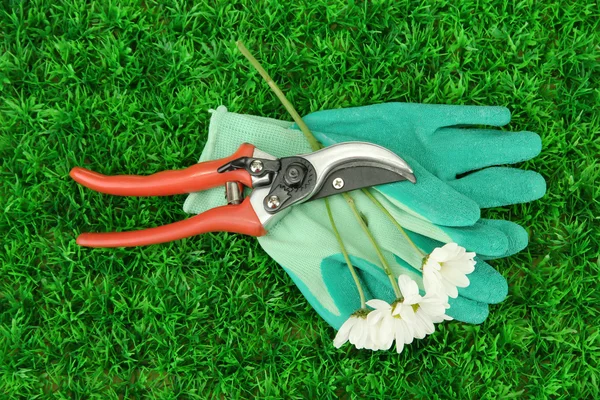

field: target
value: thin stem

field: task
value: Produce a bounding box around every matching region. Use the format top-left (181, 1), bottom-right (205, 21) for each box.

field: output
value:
top-left (362, 188), bottom-right (426, 258)
top-left (236, 40), bottom-right (368, 308)
top-left (236, 41), bottom-right (322, 152)
top-left (325, 198), bottom-right (366, 308)
top-left (342, 192), bottom-right (402, 299)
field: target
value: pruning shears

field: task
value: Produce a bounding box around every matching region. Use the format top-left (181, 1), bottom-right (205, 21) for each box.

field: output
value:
top-left (70, 142), bottom-right (417, 248)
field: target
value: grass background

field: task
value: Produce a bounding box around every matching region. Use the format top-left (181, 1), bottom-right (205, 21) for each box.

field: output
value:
top-left (1, 0), bottom-right (599, 398)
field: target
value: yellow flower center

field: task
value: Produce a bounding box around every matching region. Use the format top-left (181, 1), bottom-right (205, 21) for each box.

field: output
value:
top-left (421, 254), bottom-right (430, 269)
top-left (353, 308), bottom-right (370, 318)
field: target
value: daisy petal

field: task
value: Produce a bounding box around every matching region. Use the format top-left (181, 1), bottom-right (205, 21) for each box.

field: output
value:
top-left (401, 320), bottom-right (415, 344)
top-left (398, 275), bottom-right (419, 299)
top-left (333, 317), bottom-right (357, 348)
top-left (378, 317), bottom-right (395, 350)
top-left (366, 299), bottom-right (392, 311)
top-left (367, 310), bottom-right (384, 325)
top-left (443, 280), bottom-right (459, 298)
top-left (348, 319), bottom-right (364, 345)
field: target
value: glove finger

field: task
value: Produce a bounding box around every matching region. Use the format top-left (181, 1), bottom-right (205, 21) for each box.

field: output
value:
top-left (434, 223), bottom-right (508, 258)
top-left (446, 297), bottom-right (490, 324)
top-left (408, 215), bottom-right (509, 257)
top-left (476, 219), bottom-right (529, 260)
top-left (301, 103), bottom-right (423, 142)
top-left (432, 128), bottom-right (542, 178)
top-left (448, 167), bottom-right (546, 208)
top-left (304, 103), bottom-right (511, 136)
top-left (369, 191), bottom-right (509, 257)
top-left (458, 257), bottom-right (508, 304)
top-left (374, 158), bottom-right (481, 227)
top-left (435, 105), bottom-right (511, 130)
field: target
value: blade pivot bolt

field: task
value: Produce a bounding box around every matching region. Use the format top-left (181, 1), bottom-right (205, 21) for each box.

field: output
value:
top-left (284, 164), bottom-right (306, 187)
top-left (332, 177), bottom-right (345, 189)
top-left (250, 160), bottom-right (264, 173)
top-left (267, 195), bottom-right (281, 209)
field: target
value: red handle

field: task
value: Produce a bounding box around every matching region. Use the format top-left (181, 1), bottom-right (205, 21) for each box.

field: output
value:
top-left (75, 197), bottom-right (267, 247)
top-left (70, 143), bottom-right (256, 196)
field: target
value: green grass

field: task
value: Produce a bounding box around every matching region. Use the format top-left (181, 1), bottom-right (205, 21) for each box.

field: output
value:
top-left (1, 0), bottom-right (599, 398)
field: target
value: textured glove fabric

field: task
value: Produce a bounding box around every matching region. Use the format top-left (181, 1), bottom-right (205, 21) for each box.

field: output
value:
top-left (184, 106), bottom-right (544, 328)
top-left (301, 103), bottom-right (546, 221)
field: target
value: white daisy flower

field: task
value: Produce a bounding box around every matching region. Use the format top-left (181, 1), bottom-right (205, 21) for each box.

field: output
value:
top-left (422, 242), bottom-right (476, 299)
top-left (333, 310), bottom-right (379, 350)
top-left (344, 275), bottom-right (454, 353)
top-left (389, 305), bottom-right (415, 354)
top-left (418, 294), bottom-right (453, 323)
top-left (393, 275), bottom-right (429, 339)
top-left (394, 275), bottom-right (451, 339)
top-left (365, 299), bottom-right (397, 351)
top-left (365, 276), bottom-right (421, 353)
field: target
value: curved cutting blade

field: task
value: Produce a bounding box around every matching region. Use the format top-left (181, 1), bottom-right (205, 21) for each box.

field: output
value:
top-left (300, 141), bottom-right (416, 200)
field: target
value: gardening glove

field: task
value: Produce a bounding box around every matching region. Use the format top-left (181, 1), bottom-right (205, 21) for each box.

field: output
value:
top-left (184, 106), bottom-right (543, 327)
top-left (299, 102), bottom-right (546, 229)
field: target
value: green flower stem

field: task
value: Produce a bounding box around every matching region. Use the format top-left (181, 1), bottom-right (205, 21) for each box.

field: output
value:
top-left (236, 41), bottom-right (322, 152)
top-left (325, 198), bottom-right (366, 308)
top-left (237, 40), bottom-right (367, 307)
top-left (343, 192), bottom-right (402, 299)
top-left (362, 188), bottom-right (427, 258)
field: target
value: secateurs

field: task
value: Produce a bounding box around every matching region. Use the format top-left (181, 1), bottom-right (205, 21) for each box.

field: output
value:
top-left (70, 142), bottom-right (417, 248)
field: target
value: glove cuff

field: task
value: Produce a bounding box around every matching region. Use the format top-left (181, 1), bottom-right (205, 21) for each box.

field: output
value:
top-left (183, 106), bottom-right (313, 215)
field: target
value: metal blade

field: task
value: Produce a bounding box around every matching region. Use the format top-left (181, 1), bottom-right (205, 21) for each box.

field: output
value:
top-left (310, 162), bottom-right (410, 200)
top-left (255, 141), bottom-right (416, 217)
top-left (300, 142), bottom-right (416, 200)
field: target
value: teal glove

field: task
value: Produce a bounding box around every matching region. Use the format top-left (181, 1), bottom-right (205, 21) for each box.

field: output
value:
top-left (184, 106), bottom-right (544, 328)
top-left (300, 103), bottom-right (546, 229)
